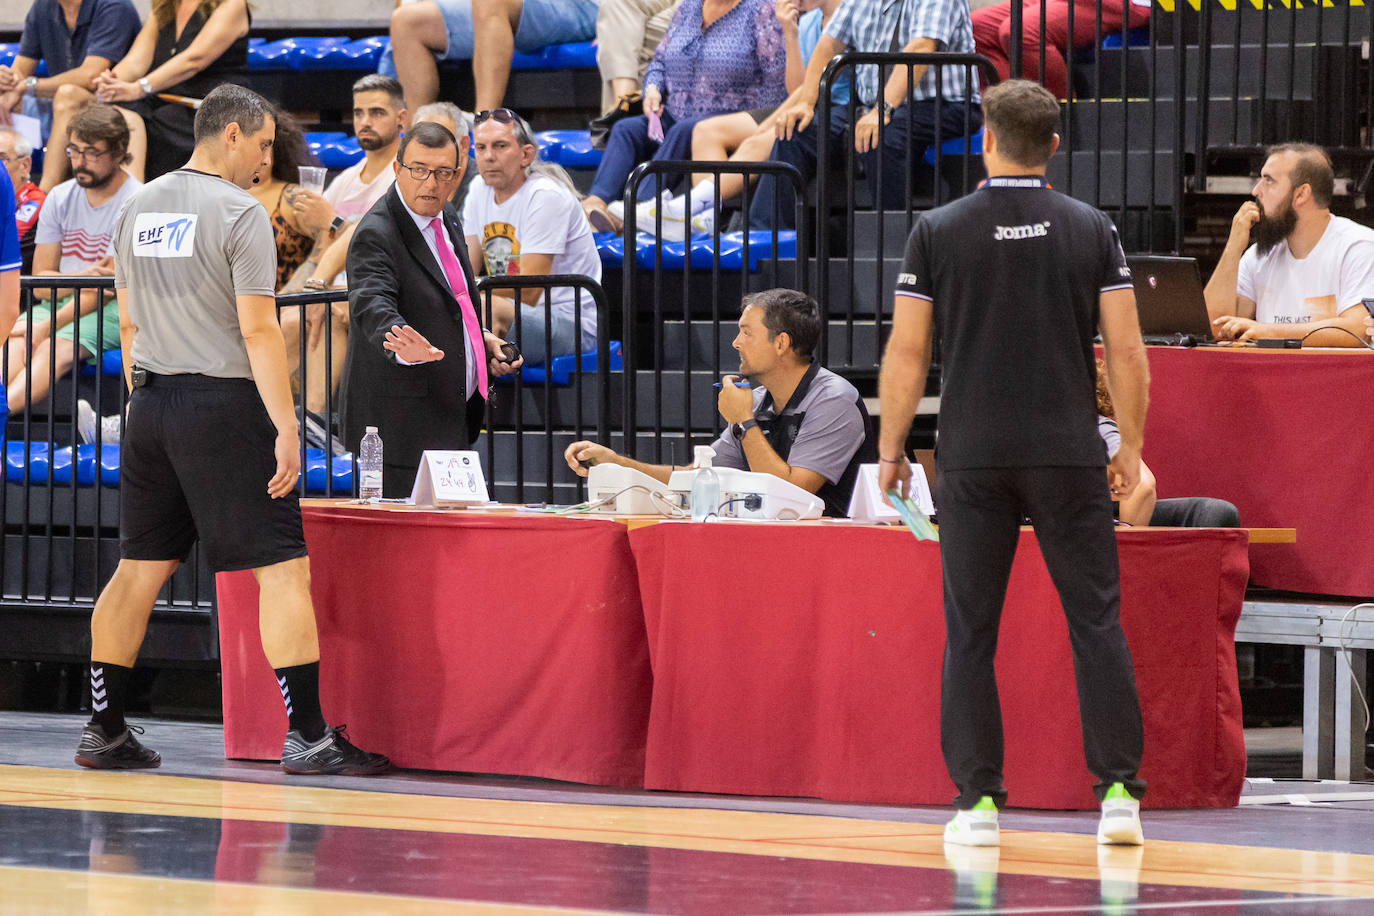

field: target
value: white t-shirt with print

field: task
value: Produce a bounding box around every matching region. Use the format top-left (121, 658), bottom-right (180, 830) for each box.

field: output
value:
top-left (323, 160), bottom-right (395, 221)
top-left (34, 175), bottom-right (142, 272)
top-left (1236, 214), bottom-right (1374, 325)
top-left (462, 172), bottom-right (601, 341)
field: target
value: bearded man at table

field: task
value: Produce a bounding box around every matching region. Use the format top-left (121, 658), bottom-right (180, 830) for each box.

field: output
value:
top-left (565, 287), bottom-right (875, 518)
top-left (1203, 142), bottom-right (1374, 348)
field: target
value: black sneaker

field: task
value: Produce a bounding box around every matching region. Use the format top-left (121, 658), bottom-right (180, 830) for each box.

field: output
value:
top-left (281, 725), bottom-right (391, 776)
top-left (75, 723), bottom-right (162, 770)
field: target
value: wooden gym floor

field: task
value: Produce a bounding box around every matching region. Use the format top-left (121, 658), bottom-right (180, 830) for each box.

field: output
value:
top-left (2, 713), bottom-right (1372, 914)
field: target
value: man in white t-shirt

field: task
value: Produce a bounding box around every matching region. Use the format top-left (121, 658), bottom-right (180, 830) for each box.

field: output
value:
top-left (7, 103), bottom-right (140, 415)
top-left (463, 108), bottom-right (600, 363)
top-left (1204, 142), bottom-right (1374, 348)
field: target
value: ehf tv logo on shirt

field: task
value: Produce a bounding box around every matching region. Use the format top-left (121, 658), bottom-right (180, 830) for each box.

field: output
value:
top-left (132, 212), bottom-right (197, 258)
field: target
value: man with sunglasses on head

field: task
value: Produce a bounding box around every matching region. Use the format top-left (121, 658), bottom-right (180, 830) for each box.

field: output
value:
top-left (341, 120), bottom-right (524, 497)
top-left (463, 108), bottom-right (600, 364)
top-left (7, 103), bottom-right (138, 418)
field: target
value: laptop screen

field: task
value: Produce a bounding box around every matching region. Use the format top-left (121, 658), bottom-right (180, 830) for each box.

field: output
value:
top-left (1126, 255), bottom-right (1214, 337)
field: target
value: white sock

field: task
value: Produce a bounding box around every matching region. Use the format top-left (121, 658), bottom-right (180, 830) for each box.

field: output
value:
top-left (688, 180), bottom-right (717, 215)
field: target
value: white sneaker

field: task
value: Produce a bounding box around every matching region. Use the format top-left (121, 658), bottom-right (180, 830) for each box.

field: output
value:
top-left (944, 796), bottom-right (999, 847)
top-left (100, 413), bottom-right (123, 442)
top-left (1097, 783), bottom-right (1143, 845)
top-left (690, 208), bottom-right (716, 236)
top-left (76, 399), bottom-right (97, 444)
top-left (635, 191), bottom-right (686, 241)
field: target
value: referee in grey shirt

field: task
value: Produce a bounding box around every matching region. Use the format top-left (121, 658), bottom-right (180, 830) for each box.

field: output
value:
top-left (75, 85), bottom-right (389, 777)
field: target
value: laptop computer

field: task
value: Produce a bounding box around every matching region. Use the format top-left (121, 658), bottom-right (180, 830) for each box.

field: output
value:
top-left (1126, 255), bottom-right (1216, 344)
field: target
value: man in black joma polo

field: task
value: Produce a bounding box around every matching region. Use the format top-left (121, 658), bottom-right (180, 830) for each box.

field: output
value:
top-left (877, 80), bottom-right (1151, 848)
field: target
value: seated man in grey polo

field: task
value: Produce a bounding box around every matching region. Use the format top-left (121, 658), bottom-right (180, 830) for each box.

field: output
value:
top-left (565, 287), bottom-right (875, 517)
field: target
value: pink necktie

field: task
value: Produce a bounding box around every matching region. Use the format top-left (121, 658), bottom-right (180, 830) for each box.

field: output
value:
top-left (429, 216), bottom-right (488, 399)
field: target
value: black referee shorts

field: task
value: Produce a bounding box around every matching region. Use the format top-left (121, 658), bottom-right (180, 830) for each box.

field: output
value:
top-left (119, 373), bottom-right (308, 573)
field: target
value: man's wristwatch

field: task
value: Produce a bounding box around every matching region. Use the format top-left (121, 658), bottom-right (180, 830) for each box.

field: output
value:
top-left (733, 417), bottom-right (759, 438)
top-left (876, 100), bottom-right (895, 121)
top-left (138, 77), bottom-right (154, 97)
top-left (23, 76), bottom-right (38, 95)
top-left (326, 215), bottom-right (345, 240)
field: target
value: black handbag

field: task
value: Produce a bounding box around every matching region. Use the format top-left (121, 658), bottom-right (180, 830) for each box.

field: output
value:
top-left (588, 93), bottom-right (644, 150)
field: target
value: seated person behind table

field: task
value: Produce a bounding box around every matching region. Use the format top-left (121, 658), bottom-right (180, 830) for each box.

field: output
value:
top-left (463, 108), bottom-right (599, 363)
top-left (7, 104), bottom-right (139, 418)
top-left (1096, 360), bottom-right (1239, 528)
top-left (1203, 142), bottom-right (1374, 348)
top-left (565, 287), bottom-right (875, 517)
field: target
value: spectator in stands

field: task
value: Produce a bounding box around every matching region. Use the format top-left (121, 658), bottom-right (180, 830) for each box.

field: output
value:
top-left (566, 288), bottom-right (874, 517)
top-left (0, 0), bottom-right (140, 142)
top-left (341, 121), bottom-right (522, 496)
top-left (879, 79), bottom-right (1147, 846)
top-left (1095, 360), bottom-right (1239, 528)
top-left (42, 0), bottom-right (251, 189)
top-left (388, 0), bottom-right (600, 114)
top-left (247, 113), bottom-right (325, 293)
top-left (414, 101), bottom-right (477, 211)
top-left (1203, 142), bottom-right (1374, 348)
top-left (580, 0), bottom-right (787, 233)
top-left (591, 0), bottom-right (681, 130)
top-left (639, 0), bottom-right (844, 240)
top-left (6, 104), bottom-right (138, 417)
top-left (0, 125), bottom-right (46, 273)
top-left (1, 170), bottom-right (18, 358)
top-left (463, 108), bottom-right (599, 363)
top-left (972, 0), bottom-right (1150, 100)
top-left (749, 0), bottom-right (981, 230)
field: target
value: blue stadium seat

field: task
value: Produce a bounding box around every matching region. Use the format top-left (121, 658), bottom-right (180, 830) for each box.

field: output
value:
top-left (510, 40), bottom-right (597, 70)
top-left (536, 130), bottom-right (601, 169)
top-left (632, 231), bottom-right (797, 271)
top-left (923, 127), bottom-right (983, 166)
top-left (0, 45), bottom-right (47, 74)
top-left (292, 36), bottom-right (388, 70)
top-left (78, 349), bottom-right (123, 378)
top-left (593, 233), bottom-right (624, 267)
top-left (301, 449), bottom-right (354, 494)
top-left (305, 132), bottom-right (364, 168)
top-left (5, 441), bottom-right (120, 487)
top-left (1100, 25), bottom-right (1150, 50)
top-left (497, 340), bottom-right (623, 386)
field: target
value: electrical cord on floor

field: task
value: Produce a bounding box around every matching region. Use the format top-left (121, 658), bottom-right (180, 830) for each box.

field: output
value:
top-left (1335, 602), bottom-right (1373, 736)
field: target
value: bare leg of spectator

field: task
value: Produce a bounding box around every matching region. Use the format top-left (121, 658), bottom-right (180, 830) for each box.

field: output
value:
top-left (303, 303), bottom-right (349, 415)
top-left (689, 112), bottom-right (758, 185)
top-left (6, 337), bottom-right (80, 414)
top-left (596, 0), bottom-right (679, 112)
top-left (40, 83), bottom-right (94, 191)
top-left (391, 0), bottom-right (450, 112)
top-left (114, 106), bottom-right (147, 184)
top-left (472, 0), bottom-right (523, 113)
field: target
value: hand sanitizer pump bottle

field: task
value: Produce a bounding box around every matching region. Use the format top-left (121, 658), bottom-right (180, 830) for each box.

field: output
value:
top-left (690, 445), bottom-right (719, 522)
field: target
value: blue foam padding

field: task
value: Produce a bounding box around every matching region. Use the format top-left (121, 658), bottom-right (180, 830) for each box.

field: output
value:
top-left (923, 126), bottom-right (983, 166)
top-left (5, 441), bottom-right (119, 487)
top-left (536, 129), bottom-right (601, 169)
top-left (78, 349), bottom-right (123, 377)
top-left (305, 132), bottom-right (364, 168)
top-left (632, 230), bottom-right (797, 271)
top-left (510, 40), bottom-right (597, 70)
top-left (6, 441), bottom-right (49, 484)
top-left (500, 340), bottom-right (622, 386)
top-left (98, 442), bottom-right (120, 486)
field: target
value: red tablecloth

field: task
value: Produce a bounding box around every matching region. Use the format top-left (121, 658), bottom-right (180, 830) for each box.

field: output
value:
top-left (1141, 348), bottom-right (1374, 596)
top-left (215, 507), bottom-right (650, 786)
top-left (630, 524), bottom-right (1249, 809)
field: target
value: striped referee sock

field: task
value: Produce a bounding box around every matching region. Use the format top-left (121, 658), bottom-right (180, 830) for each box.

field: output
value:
top-left (88, 662), bottom-right (131, 736)
top-left (274, 662), bottom-right (328, 742)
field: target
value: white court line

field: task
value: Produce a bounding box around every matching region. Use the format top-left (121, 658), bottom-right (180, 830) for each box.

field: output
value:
top-left (853, 893), bottom-right (1374, 916)
top-left (1240, 790), bottom-right (1374, 806)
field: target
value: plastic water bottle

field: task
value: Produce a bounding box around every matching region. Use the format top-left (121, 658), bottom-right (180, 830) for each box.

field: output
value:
top-left (359, 426), bottom-right (383, 499)
top-left (690, 445), bottom-right (719, 522)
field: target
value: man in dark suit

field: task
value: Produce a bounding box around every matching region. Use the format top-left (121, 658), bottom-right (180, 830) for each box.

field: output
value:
top-left (341, 120), bottom-right (522, 497)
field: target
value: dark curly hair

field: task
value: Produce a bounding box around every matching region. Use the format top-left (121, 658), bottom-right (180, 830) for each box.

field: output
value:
top-left (270, 110), bottom-right (320, 183)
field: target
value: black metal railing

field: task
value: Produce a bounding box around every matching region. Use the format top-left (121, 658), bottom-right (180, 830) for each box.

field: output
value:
top-left (621, 159), bottom-right (806, 466)
top-left (474, 273), bottom-right (612, 505)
